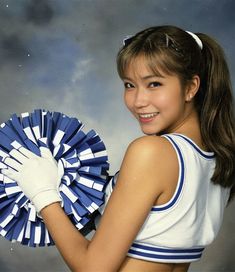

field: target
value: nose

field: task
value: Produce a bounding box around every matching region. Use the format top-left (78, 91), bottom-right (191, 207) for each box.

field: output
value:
top-left (134, 88), bottom-right (149, 108)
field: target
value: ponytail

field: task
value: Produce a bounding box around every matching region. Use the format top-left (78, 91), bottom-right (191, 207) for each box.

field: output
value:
top-left (117, 26), bottom-right (235, 201)
top-left (197, 33), bottom-right (235, 201)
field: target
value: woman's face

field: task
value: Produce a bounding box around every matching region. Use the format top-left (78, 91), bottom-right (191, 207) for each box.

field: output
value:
top-left (122, 56), bottom-right (192, 135)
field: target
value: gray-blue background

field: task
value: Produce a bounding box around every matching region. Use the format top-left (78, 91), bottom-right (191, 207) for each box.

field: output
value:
top-left (0, 0), bottom-right (234, 271)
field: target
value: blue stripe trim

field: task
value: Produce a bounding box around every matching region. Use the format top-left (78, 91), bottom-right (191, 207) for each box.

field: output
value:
top-left (151, 135), bottom-right (184, 211)
top-left (173, 134), bottom-right (215, 159)
top-left (128, 243), bottom-right (204, 261)
top-left (128, 249), bottom-right (203, 260)
top-left (131, 243), bottom-right (204, 253)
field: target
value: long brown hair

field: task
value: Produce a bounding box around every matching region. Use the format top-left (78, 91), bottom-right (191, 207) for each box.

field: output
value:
top-left (116, 25), bottom-right (235, 201)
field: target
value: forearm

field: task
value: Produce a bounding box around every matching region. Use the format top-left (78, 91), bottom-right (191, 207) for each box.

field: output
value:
top-left (41, 202), bottom-right (90, 271)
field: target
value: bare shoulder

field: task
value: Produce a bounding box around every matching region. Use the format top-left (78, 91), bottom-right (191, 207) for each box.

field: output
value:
top-left (125, 135), bottom-right (176, 160)
top-left (120, 135), bottom-right (179, 195)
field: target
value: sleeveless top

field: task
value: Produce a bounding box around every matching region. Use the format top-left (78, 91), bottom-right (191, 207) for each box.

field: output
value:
top-left (100, 134), bottom-right (230, 263)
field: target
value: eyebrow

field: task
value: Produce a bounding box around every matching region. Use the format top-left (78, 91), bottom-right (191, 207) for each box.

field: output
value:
top-left (123, 75), bottom-right (164, 81)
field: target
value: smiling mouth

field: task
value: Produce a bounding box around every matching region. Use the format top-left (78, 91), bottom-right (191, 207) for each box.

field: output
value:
top-left (139, 112), bottom-right (159, 118)
top-left (137, 112), bottom-right (159, 123)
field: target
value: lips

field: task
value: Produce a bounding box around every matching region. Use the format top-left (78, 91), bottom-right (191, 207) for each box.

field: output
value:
top-left (139, 113), bottom-right (158, 118)
top-left (138, 112), bottom-right (159, 123)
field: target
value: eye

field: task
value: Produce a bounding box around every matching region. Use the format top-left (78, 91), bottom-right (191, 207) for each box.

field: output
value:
top-left (124, 82), bottom-right (135, 89)
top-left (148, 81), bottom-right (162, 88)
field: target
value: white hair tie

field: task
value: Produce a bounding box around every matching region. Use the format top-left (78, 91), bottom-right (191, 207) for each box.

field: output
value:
top-left (186, 31), bottom-right (203, 50)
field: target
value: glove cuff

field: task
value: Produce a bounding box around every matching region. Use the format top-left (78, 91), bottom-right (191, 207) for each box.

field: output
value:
top-left (32, 190), bottom-right (61, 212)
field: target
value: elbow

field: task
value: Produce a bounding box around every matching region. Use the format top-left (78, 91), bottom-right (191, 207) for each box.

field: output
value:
top-left (70, 259), bottom-right (114, 272)
top-left (67, 264), bottom-right (80, 272)
top-left (68, 257), bottom-right (91, 272)
top-left (64, 254), bottom-right (87, 272)
top-left (69, 264), bottom-right (85, 272)
top-left (71, 269), bottom-right (79, 272)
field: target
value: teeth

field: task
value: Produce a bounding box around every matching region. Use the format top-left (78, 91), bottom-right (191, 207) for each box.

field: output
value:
top-left (139, 113), bottom-right (158, 118)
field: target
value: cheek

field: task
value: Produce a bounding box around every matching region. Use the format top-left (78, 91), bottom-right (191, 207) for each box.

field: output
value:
top-left (153, 92), bottom-right (183, 110)
top-left (151, 93), bottom-right (171, 109)
top-left (124, 92), bottom-right (134, 111)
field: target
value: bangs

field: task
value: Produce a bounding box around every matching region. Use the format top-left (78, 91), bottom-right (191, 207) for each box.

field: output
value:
top-left (145, 51), bottom-right (177, 77)
top-left (117, 47), bottom-right (179, 80)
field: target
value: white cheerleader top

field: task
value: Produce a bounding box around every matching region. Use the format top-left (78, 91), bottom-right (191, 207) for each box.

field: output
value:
top-left (102, 134), bottom-right (230, 263)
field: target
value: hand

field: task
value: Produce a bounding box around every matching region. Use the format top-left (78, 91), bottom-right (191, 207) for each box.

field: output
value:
top-left (2, 147), bottom-right (64, 212)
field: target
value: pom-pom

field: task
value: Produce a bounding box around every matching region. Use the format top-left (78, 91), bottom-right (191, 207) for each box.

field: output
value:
top-left (0, 110), bottom-right (109, 246)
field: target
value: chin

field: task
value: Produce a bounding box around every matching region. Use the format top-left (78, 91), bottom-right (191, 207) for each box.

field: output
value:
top-left (140, 127), bottom-right (158, 136)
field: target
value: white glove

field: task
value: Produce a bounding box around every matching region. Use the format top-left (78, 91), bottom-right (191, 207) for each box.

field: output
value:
top-left (2, 147), bottom-right (64, 212)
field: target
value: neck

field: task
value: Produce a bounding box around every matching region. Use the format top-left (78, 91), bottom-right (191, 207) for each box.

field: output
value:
top-left (171, 109), bottom-right (209, 151)
top-left (174, 109), bottom-right (200, 135)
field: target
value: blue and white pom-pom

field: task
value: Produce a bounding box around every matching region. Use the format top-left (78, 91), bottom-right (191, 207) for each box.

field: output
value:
top-left (0, 109), bottom-right (109, 247)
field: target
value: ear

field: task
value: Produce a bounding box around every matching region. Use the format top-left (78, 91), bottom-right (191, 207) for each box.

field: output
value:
top-left (185, 75), bottom-right (200, 102)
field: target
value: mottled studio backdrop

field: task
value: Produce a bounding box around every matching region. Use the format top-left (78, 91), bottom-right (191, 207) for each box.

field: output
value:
top-left (0, 0), bottom-right (234, 271)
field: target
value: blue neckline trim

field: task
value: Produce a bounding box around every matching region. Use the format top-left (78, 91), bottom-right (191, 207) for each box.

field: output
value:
top-left (172, 134), bottom-right (215, 159)
top-left (151, 135), bottom-right (184, 212)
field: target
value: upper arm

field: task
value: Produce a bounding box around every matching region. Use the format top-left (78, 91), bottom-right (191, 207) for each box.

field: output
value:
top-left (84, 136), bottom-right (178, 271)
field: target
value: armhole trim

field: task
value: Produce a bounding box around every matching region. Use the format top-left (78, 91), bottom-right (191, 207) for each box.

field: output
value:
top-left (151, 135), bottom-right (185, 212)
top-left (111, 171), bottom-right (119, 189)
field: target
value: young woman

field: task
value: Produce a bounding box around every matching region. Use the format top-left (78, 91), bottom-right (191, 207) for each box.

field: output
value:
top-left (3, 25), bottom-right (235, 272)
